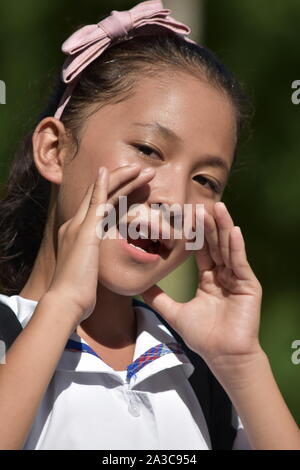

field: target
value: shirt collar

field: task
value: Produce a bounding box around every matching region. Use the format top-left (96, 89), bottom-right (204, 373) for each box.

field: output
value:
top-left (61, 299), bottom-right (194, 386)
top-left (0, 294), bottom-right (195, 386)
top-left (0, 294), bottom-right (39, 329)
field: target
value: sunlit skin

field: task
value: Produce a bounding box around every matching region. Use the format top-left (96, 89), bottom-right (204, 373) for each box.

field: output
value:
top-left (20, 72), bottom-right (236, 356)
top-left (16, 71), bottom-right (300, 449)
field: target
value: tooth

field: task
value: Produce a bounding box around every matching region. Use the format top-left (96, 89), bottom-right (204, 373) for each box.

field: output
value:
top-left (129, 243), bottom-right (147, 252)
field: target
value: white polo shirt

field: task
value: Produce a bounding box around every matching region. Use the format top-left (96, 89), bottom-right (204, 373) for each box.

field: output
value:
top-left (0, 294), bottom-right (251, 450)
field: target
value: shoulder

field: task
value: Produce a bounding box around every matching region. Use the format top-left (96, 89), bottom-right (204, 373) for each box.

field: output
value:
top-left (0, 293), bottom-right (38, 328)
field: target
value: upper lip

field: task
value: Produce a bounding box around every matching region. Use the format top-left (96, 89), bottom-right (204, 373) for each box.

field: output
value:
top-left (118, 217), bottom-right (174, 252)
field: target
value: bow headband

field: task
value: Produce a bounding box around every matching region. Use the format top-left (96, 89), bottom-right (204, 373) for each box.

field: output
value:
top-left (54, 0), bottom-right (197, 120)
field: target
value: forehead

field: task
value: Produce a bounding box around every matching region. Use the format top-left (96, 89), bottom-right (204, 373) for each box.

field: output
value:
top-left (85, 73), bottom-right (237, 162)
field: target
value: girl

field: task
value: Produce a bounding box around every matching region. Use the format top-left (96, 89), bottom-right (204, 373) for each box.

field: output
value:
top-left (0, 0), bottom-right (299, 450)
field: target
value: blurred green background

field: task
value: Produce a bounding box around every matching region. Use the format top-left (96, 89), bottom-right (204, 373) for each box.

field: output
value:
top-left (0, 0), bottom-right (299, 426)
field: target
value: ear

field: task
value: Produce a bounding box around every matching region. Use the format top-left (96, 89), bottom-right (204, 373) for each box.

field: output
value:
top-left (32, 117), bottom-right (71, 185)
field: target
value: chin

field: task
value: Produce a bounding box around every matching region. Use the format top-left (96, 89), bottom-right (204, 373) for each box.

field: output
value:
top-left (99, 240), bottom-right (179, 296)
top-left (98, 252), bottom-right (164, 296)
top-left (97, 233), bottom-right (189, 297)
top-left (99, 278), bottom-right (150, 297)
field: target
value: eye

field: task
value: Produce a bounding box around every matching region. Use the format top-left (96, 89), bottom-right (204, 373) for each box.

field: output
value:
top-left (193, 174), bottom-right (222, 194)
top-left (132, 145), bottom-right (222, 194)
top-left (133, 144), bottom-right (162, 160)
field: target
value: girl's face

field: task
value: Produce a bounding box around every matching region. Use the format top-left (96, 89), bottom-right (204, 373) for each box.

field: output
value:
top-left (58, 72), bottom-right (237, 296)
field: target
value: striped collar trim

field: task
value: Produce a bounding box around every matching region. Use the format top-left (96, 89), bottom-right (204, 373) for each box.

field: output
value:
top-left (59, 299), bottom-right (194, 385)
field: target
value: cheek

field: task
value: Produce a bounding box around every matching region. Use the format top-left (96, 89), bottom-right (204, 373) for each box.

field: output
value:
top-left (56, 178), bottom-right (87, 226)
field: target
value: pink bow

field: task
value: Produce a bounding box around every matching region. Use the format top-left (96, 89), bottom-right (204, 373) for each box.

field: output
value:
top-left (54, 0), bottom-right (195, 119)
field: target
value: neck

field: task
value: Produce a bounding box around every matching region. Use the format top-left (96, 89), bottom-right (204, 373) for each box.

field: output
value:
top-left (78, 283), bottom-right (137, 348)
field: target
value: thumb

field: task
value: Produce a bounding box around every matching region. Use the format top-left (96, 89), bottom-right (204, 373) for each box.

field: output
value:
top-left (141, 284), bottom-right (180, 329)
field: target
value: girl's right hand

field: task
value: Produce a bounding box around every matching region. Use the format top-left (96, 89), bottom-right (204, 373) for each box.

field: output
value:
top-left (46, 163), bottom-right (155, 324)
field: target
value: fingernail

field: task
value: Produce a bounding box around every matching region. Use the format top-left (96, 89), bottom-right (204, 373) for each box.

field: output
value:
top-left (215, 201), bottom-right (226, 212)
top-left (127, 163), bottom-right (140, 168)
top-left (140, 167), bottom-right (154, 174)
top-left (98, 167), bottom-right (106, 177)
top-left (118, 163), bottom-right (139, 170)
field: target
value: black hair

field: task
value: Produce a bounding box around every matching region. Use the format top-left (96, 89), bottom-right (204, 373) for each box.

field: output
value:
top-left (0, 30), bottom-right (253, 295)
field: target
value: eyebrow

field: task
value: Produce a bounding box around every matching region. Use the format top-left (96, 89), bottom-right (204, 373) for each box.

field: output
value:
top-left (131, 121), bottom-right (230, 176)
top-left (132, 121), bottom-right (181, 143)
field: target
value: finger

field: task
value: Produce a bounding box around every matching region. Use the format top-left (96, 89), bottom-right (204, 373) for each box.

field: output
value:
top-left (83, 166), bottom-right (109, 229)
top-left (186, 206), bottom-right (215, 273)
top-left (195, 238), bottom-right (215, 273)
top-left (204, 210), bottom-right (223, 266)
top-left (141, 284), bottom-right (180, 330)
top-left (214, 202), bottom-right (235, 268)
top-left (107, 167), bottom-right (155, 207)
top-left (229, 226), bottom-right (255, 280)
top-left (70, 164), bottom-right (143, 226)
top-left (99, 167), bottom-right (157, 241)
top-left (68, 182), bottom-right (95, 227)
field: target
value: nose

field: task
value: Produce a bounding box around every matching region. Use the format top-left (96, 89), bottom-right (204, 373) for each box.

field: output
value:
top-left (146, 171), bottom-right (188, 229)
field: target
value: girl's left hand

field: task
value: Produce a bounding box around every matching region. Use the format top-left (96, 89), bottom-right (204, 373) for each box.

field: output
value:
top-left (141, 202), bottom-right (264, 378)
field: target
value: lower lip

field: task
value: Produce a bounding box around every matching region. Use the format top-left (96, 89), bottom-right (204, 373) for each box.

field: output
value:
top-left (117, 230), bottom-right (161, 264)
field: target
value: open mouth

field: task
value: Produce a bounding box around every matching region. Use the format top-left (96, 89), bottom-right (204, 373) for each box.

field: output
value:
top-left (127, 234), bottom-right (160, 254)
top-left (117, 222), bottom-right (171, 261)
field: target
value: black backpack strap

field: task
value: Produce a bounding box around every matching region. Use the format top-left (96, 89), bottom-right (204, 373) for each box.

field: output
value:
top-left (207, 367), bottom-right (237, 449)
top-left (132, 298), bottom-right (237, 450)
top-left (0, 300), bottom-right (23, 351)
